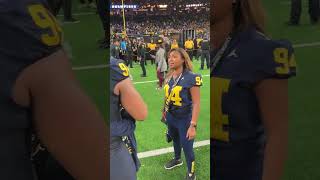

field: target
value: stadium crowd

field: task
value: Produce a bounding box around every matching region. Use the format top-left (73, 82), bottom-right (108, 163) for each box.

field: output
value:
top-left (111, 14), bottom-right (209, 35)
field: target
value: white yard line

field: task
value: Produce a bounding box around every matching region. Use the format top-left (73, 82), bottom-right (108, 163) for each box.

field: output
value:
top-left (72, 64), bottom-right (108, 70)
top-left (72, 41), bottom-right (320, 71)
top-left (293, 42), bottom-right (320, 48)
top-left (138, 140), bottom-right (210, 159)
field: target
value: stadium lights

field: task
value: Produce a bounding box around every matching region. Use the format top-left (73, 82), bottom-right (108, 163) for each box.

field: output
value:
top-left (111, 4), bottom-right (138, 9)
top-left (186, 4), bottom-right (204, 7)
top-left (158, 4), bottom-right (168, 8)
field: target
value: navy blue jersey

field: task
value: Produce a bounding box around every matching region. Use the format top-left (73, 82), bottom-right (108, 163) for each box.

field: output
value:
top-left (0, 1), bottom-right (61, 179)
top-left (211, 27), bottom-right (296, 180)
top-left (109, 57), bottom-right (141, 171)
top-left (164, 70), bottom-right (203, 118)
top-left (110, 57), bottom-right (135, 137)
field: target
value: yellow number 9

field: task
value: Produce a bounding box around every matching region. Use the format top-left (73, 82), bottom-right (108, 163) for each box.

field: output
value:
top-left (274, 48), bottom-right (296, 75)
top-left (211, 77), bottom-right (231, 142)
top-left (195, 76), bottom-right (203, 86)
top-left (119, 63), bottom-right (129, 77)
top-left (28, 4), bottom-right (61, 46)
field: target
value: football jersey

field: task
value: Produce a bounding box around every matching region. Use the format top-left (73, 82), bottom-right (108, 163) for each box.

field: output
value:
top-left (211, 27), bottom-right (296, 179)
top-left (184, 40), bottom-right (194, 49)
top-left (109, 57), bottom-right (140, 170)
top-left (196, 38), bottom-right (203, 48)
top-left (164, 70), bottom-right (203, 119)
top-left (0, 1), bottom-right (61, 179)
top-left (171, 43), bottom-right (179, 49)
top-left (148, 43), bottom-right (156, 51)
top-left (110, 57), bottom-right (135, 137)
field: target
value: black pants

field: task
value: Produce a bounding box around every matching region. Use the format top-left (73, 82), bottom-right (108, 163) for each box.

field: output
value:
top-left (127, 54), bottom-right (133, 68)
top-left (140, 57), bottom-right (146, 76)
top-left (290, 0), bottom-right (319, 23)
top-left (201, 50), bottom-right (210, 69)
top-left (34, 150), bottom-right (74, 180)
top-left (186, 49), bottom-right (193, 61)
top-left (97, 0), bottom-right (109, 38)
top-left (167, 113), bottom-right (195, 174)
top-left (150, 50), bottom-right (156, 64)
top-left (79, 0), bottom-right (93, 3)
top-left (47, 0), bottom-right (73, 20)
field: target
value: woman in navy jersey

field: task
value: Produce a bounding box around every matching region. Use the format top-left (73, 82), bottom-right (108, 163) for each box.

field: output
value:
top-left (211, 0), bottom-right (296, 180)
top-left (163, 48), bottom-right (202, 180)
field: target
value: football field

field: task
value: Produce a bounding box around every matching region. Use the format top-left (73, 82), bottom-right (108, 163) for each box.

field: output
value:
top-left (59, 0), bottom-right (320, 179)
top-left (131, 60), bottom-right (210, 180)
top-left (263, 0), bottom-right (320, 179)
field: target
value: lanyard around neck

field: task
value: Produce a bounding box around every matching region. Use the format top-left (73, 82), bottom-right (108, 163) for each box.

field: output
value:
top-left (163, 72), bottom-right (183, 113)
top-left (211, 35), bottom-right (233, 73)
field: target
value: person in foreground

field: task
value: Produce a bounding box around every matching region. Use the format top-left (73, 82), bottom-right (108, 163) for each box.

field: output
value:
top-left (110, 56), bottom-right (148, 180)
top-left (163, 48), bottom-right (202, 180)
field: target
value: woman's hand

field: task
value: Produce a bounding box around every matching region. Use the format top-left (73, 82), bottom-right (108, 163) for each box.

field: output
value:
top-left (186, 126), bottom-right (196, 140)
top-left (161, 111), bottom-right (166, 124)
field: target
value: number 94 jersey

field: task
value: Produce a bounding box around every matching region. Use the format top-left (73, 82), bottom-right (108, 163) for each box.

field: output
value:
top-left (211, 27), bottom-right (296, 179)
top-left (110, 57), bottom-right (130, 126)
top-left (164, 70), bottom-right (202, 118)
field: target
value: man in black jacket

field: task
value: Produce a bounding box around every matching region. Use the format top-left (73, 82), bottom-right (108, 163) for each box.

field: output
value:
top-left (200, 37), bottom-right (210, 70)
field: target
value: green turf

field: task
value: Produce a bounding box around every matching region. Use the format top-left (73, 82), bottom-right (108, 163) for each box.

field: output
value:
top-left (138, 145), bottom-right (210, 180)
top-left (58, 7), bottom-right (109, 119)
top-left (263, 0), bottom-right (320, 179)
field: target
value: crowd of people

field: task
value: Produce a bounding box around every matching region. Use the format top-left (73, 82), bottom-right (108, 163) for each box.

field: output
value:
top-left (110, 34), bottom-right (210, 89)
top-left (111, 15), bottom-right (209, 35)
top-left (111, 0), bottom-right (207, 7)
top-left (110, 0), bottom-right (209, 35)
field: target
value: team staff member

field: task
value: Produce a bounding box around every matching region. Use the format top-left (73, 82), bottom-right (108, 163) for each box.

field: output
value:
top-left (193, 38), bottom-right (198, 61)
top-left (148, 39), bottom-right (157, 65)
top-left (211, 0), bottom-right (296, 180)
top-left (111, 39), bottom-right (120, 59)
top-left (127, 40), bottom-right (134, 68)
top-left (138, 42), bottom-right (147, 77)
top-left (184, 37), bottom-right (194, 61)
top-left (171, 39), bottom-right (179, 49)
top-left (0, 1), bottom-right (107, 179)
top-left (200, 37), bottom-right (210, 70)
top-left (196, 36), bottom-right (203, 61)
top-left (110, 57), bottom-right (148, 180)
top-left (163, 48), bottom-right (202, 180)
